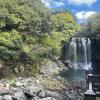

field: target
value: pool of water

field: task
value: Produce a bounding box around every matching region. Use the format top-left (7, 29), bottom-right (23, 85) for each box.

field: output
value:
top-left (60, 68), bottom-right (87, 81)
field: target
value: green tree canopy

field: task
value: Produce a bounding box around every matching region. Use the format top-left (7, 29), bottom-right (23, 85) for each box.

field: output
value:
top-left (0, 0), bottom-right (79, 76)
top-left (0, 0), bottom-right (52, 34)
top-left (51, 12), bottom-right (79, 39)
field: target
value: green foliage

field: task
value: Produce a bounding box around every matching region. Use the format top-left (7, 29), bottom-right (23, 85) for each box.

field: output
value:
top-left (0, 0), bottom-right (79, 76)
top-left (51, 12), bottom-right (79, 35)
top-left (21, 45), bottom-right (30, 54)
top-left (0, 30), bottom-right (22, 61)
top-left (0, 0), bottom-right (52, 34)
top-left (39, 32), bottom-right (62, 56)
top-left (9, 80), bottom-right (16, 87)
top-left (0, 30), bottom-right (22, 48)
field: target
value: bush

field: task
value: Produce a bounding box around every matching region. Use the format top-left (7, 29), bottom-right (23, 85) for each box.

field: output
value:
top-left (39, 32), bottom-right (62, 56)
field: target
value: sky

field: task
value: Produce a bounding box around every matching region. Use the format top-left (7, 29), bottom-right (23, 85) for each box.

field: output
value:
top-left (41, 0), bottom-right (100, 23)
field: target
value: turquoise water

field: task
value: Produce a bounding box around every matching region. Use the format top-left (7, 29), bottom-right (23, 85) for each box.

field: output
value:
top-left (60, 68), bottom-right (87, 81)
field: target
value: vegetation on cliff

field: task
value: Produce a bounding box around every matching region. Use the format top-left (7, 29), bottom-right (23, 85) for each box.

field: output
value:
top-left (0, 0), bottom-right (79, 76)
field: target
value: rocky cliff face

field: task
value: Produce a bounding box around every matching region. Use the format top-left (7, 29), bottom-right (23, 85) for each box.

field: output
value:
top-left (0, 59), bottom-right (85, 100)
top-left (91, 36), bottom-right (100, 74)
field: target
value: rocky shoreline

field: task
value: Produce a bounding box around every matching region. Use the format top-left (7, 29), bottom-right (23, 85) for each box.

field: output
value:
top-left (0, 60), bottom-right (86, 100)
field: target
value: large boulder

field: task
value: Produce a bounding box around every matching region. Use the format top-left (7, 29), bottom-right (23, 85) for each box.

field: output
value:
top-left (2, 95), bottom-right (12, 100)
top-left (0, 88), bottom-right (12, 95)
top-left (13, 92), bottom-right (27, 100)
top-left (46, 91), bottom-right (64, 100)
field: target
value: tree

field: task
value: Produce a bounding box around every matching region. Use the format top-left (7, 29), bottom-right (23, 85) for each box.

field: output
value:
top-left (51, 12), bottom-right (79, 39)
top-left (0, 0), bottom-right (52, 34)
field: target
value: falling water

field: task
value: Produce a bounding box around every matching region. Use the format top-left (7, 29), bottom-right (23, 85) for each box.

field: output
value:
top-left (67, 37), bottom-right (92, 70)
top-left (87, 38), bottom-right (92, 69)
top-left (70, 38), bottom-right (77, 69)
top-left (82, 38), bottom-right (88, 69)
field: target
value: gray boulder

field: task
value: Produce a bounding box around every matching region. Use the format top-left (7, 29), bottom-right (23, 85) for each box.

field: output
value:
top-left (0, 89), bottom-right (12, 95)
top-left (13, 92), bottom-right (27, 100)
top-left (24, 86), bottom-right (41, 97)
top-left (2, 95), bottom-right (12, 100)
top-left (46, 91), bottom-right (63, 100)
top-left (38, 90), bottom-right (46, 98)
top-left (32, 96), bottom-right (40, 100)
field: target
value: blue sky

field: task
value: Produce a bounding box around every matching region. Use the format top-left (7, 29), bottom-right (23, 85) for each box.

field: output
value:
top-left (41, 0), bottom-right (100, 23)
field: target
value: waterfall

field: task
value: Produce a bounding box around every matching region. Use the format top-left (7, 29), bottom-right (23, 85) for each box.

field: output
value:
top-left (69, 38), bottom-right (77, 69)
top-left (67, 37), bottom-right (92, 70)
top-left (82, 38), bottom-right (88, 66)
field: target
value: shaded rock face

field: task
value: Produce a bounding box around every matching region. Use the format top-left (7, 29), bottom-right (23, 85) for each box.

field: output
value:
top-left (39, 60), bottom-right (67, 77)
top-left (61, 42), bottom-right (71, 67)
top-left (91, 38), bottom-right (100, 74)
top-left (61, 42), bottom-right (69, 62)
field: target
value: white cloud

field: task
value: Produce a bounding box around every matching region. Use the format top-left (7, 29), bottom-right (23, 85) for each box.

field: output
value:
top-left (41, 0), bottom-right (98, 7)
top-left (41, 0), bottom-right (51, 8)
top-left (41, 0), bottom-right (65, 8)
top-left (53, 1), bottom-right (65, 7)
top-left (67, 0), bottom-right (97, 6)
top-left (75, 11), bottom-right (96, 22)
